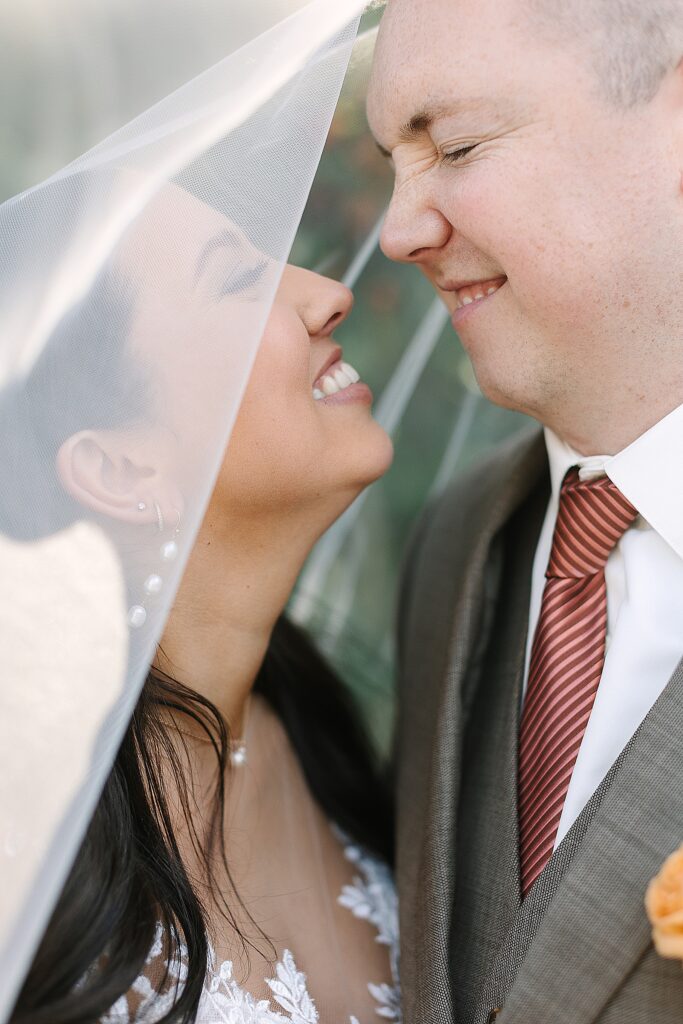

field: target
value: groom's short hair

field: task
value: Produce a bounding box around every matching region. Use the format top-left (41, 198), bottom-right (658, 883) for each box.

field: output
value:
top-left (528, 0), bottom-right (683, 106)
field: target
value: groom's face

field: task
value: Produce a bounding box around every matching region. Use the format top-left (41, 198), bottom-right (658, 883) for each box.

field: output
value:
top-left (367, 0), bottom-right (683, 436)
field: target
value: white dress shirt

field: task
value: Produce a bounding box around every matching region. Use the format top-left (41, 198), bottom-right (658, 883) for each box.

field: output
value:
top-left (523, 402), bottom-right (683, 848)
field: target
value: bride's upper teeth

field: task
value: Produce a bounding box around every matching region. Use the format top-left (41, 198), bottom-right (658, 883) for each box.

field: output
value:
top-left (455, 277), bottom-right (505, 308)
top-left (313, 360), bottom-right (360, 399)
top-left (342, 361), bottom-right (360, 383)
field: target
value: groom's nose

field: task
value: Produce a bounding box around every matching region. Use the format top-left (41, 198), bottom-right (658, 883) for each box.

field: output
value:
top-left (380, 185), bottom-right (451, 264)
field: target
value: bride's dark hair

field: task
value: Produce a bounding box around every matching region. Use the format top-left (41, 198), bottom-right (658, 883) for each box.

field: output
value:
top-left (12, 619), bottom-right (393, 1024)
top-left (5, 255), bottom-right (393, 1023)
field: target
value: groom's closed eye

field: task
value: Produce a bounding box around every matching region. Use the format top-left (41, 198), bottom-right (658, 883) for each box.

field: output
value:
top-left (440, 145), bottom-right (478, 164)
top-left (375, 139), bottom-right (479, 165)
top-left (369, 94), bottom-right (524, 165)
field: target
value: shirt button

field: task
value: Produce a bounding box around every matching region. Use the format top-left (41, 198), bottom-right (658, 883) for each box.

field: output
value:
top-left (487, 1010), bottom-right (502, 1022)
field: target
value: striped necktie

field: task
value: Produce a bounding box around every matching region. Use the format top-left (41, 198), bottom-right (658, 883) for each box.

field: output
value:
top-left (518, 468), bottom-right (638, 897)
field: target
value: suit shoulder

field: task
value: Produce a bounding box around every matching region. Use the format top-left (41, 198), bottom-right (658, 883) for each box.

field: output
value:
top-left (426, 422), bottom-right (544, 539)
top-left (398, 422), bottom-right (544, 612)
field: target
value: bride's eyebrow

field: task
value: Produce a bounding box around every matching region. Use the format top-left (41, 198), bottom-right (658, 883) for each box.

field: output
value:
top-left (194, 228), bottom-right (243, 284)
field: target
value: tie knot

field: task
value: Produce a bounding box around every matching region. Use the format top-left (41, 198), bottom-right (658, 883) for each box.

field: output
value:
top-left (547, 468), bottom-right (639, 579)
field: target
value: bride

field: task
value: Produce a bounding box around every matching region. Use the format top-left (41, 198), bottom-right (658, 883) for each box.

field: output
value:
top-left (9, 178), bottom-right (399, 1023)
top-left (0, 1), bottom-right (413, 1020)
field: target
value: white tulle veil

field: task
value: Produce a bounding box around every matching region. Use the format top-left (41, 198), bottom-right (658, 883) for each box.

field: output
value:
top-left (0, 1), bottom-right (368, 1013)
top-left (0, 0), bottom-right (523, 1015)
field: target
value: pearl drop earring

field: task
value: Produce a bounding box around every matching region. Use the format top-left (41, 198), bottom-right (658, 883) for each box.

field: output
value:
top-left (127, 504), bottom-right (182, 630)
top-left (160, 508), bottom-right (181, 563)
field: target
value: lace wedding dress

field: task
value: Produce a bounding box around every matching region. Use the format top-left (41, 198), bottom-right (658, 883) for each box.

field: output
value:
top-left (100, 697), bottom-right (401, 1024)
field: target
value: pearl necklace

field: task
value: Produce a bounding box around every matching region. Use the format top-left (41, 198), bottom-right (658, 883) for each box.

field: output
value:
top-left (228, 738), bottom-right (248, 768)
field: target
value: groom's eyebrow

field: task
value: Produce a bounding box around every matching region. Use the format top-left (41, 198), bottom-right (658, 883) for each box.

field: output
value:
top-left (374, 97), bottom-right (505, 158)
top-left (374, 109), bottom-right (444, 158)
top-left (373, 112), bottom-right (439, 159)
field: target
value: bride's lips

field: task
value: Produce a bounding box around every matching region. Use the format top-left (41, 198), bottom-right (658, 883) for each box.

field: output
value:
top-left (313, 345), bottom-right (343, 383)
top-left (312, 348), bottom-right (372, 406)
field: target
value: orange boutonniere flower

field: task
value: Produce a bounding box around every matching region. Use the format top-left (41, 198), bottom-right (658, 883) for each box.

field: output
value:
top-left (646, 845), bottom-right (683, 963)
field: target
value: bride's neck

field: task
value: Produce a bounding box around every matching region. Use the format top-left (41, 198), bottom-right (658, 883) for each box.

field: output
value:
top-left (154, 508), bottom-right (319, 735)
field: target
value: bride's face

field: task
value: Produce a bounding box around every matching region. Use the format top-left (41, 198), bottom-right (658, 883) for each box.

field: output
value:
top-left (216, 264), bottom-right (394, 519)
top-left (121, 184), bottom-right (393, 527)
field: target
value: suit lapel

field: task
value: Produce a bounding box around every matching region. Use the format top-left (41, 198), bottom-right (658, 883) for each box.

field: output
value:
top-left (452, 481), bottom-right (549, 1024)
top-left (498, 656), bottom-right (683, 1024)
top-left (396, 427), bottom-right (547, 1024)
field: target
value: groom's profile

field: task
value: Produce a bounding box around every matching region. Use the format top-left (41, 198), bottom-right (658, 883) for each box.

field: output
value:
top-left (367, 0), bottom-right (683, 1022)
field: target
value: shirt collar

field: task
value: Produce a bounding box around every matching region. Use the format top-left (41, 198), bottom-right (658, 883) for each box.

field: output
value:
top-left (543, 401), bottom-right (683, 562)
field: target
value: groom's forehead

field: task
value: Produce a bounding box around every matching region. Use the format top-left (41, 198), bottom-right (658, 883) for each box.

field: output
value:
top-left (372, 0), bottom-right (523, 65)
top-left (367, 0), bottom-right (532, 136)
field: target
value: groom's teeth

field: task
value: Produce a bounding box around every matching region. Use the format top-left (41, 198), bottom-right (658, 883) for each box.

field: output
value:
top-left (321, 375), bottom-right (340, 395)
top-left (313, 388), bottom-right (325, 400)
top-left (454, 277), bottom-right (506, 308)
top-left (334, 367), bottom-right (352, 388)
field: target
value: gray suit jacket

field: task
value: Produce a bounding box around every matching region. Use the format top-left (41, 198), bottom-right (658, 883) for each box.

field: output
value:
top-left (396, 425), bottom-right (683, 1024)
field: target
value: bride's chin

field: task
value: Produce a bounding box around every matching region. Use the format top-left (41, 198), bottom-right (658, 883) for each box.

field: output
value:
top-left (316, 429), bottom-right (393, 516)
top-left (369, 430), bottom-right (394, 480)
top-left (343, 426), bottom-right (394, 489)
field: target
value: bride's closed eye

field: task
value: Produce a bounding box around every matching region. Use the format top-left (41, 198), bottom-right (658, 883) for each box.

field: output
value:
top-left (218, 259), bottom-right (268, 299)
top-left (194, 226), bottom-right (268, 300)
top-left (201, 248), bottom-right (269, 301)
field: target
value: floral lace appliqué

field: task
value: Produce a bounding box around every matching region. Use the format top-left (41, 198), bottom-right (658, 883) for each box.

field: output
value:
top-left (100, 924), bottom-right (187, 1024)
top-left (101, 835), bottom-right (401, 1024)
top-left (336, 832), bottom-right (401, 1022)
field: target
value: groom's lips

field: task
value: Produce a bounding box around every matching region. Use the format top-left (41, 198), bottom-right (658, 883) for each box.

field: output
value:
top-left (438, 275), bottom-right (508, 327)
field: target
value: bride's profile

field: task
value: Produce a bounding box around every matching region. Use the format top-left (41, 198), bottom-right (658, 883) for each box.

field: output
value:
top-left (9, 178), bottom-right (398, 1023)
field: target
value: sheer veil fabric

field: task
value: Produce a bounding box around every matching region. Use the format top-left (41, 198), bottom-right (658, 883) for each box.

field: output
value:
top-left (0, 2), bottom-right (370, 1015)
top-left (0, 0), bottom-right (523, 1016)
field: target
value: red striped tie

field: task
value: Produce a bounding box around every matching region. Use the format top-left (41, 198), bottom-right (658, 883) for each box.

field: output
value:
top-left (518, 468), bottom-right (638, 897)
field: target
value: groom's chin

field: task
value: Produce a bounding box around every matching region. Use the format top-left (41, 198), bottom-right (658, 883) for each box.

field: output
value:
top-left (462, 347), bottom-right (540, 420)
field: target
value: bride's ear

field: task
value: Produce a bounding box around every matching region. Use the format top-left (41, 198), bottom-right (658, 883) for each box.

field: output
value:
top-left (56, 430), bottom-right (182, 526)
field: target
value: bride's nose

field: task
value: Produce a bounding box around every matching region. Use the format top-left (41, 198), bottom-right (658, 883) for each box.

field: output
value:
top-left (306, 277), bottom-right (354, 338)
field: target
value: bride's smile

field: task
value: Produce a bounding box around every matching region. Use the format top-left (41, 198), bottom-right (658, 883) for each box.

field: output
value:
top-left (311, 348), bottom-right (370, 404)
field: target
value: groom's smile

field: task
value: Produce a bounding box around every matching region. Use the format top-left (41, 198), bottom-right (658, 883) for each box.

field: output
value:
top-left (367, 0), bottom-right (683, 452)
top-left (438, 276), bottom-right (508, 326)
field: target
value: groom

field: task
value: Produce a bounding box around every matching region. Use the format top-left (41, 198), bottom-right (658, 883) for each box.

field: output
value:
top-left (367, 1), bottom-right (683, 1021)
